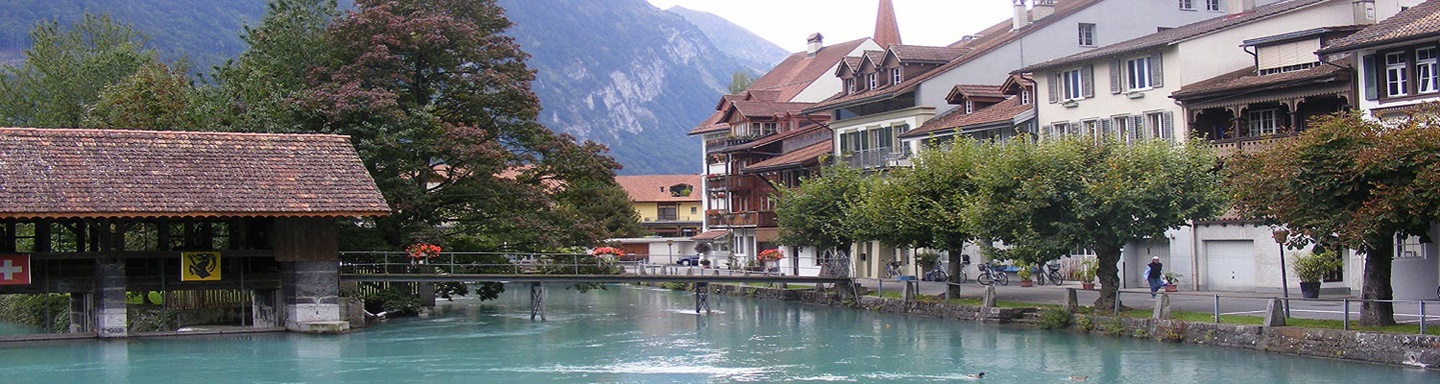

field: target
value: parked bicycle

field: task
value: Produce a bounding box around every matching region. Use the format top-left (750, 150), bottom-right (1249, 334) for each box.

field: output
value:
top-left (923, 262), bottom-right (950, 282)
top-left (883, 260), bottom-right (903, 279)
top-left (977, 261), bottom-right (1009, 286)
top-left (1033, 260), bottom-right (1063, 286)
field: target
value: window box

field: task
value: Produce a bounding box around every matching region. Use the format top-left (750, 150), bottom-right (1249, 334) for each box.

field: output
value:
top-left (1061, 100), bottom-right (1079, 108)
top-left (1125, 91), bottom-right (1145, 99)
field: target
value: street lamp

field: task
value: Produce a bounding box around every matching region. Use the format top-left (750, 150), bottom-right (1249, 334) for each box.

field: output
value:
top-left (1272, 229), bottom-right (1292, 317)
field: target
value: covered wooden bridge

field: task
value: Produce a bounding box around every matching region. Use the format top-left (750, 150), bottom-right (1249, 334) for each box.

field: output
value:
top-left (0, 128), bottom-right (389, 337)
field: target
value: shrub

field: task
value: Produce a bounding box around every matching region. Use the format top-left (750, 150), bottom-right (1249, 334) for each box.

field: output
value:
top-left (1076, 315), bottom-right (1096, 333)
top-left (1294, 251), bottom-right (1342, 283)
top-left (0, 293), bottom-right (70, 333)
top-left (1102, 318), bottom-right (1127, 336)
top-left (1037, 308), bottom-right (1073, 329)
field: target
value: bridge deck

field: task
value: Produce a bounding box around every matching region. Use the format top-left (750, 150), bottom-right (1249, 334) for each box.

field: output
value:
top-left (341, 273), bottom-right (850, 284)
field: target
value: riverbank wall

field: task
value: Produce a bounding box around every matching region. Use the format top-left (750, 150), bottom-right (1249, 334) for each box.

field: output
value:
top-left (707, 283), bottom-right (1440, 371)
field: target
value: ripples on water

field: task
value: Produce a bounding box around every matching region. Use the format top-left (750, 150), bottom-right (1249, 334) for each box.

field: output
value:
top-left (2, 284), bottom-right (1437, 383)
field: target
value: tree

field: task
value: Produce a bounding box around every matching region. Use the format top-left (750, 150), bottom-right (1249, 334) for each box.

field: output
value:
top-left (728, 71), bottom-right (756, 94)
top-left (298, 0), bottom-right (631, 251)
top-left (775, 165), bottom-right (865, 274)
top-left (0, 13), bottom-right (157, 127)
top-left (849, 139), bottom-right (985, 296)
top-left (82, 61), bottom-right (202, 130)
top-left (209, 0), bottom-right (338, 133)
top-left (968, 137), bottom-right (1225, 309)
top-left (1227, 111), bottom-right (1440, 326)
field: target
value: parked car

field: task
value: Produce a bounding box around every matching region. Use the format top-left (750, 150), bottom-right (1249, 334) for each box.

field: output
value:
top-left (676, 255), bottom-right (701, 266)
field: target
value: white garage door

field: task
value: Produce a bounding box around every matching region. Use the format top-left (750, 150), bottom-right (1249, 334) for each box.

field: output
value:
top-left (1205, 240), bottom-right (1255, 292)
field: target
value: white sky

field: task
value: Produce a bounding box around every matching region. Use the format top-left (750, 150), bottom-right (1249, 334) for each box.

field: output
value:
top-left (646, 0), bottom-right (1016, 53)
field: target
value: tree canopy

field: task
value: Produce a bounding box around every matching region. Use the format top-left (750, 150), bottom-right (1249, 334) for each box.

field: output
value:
top-left (0, 14), bottom-right (157, 127)
top-left (775, 165), bottom-right (864, 254)
top-left (1227, 111), bottom-right (1440, 325)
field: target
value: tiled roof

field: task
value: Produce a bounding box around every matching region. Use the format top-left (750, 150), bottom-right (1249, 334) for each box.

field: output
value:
top-left (742, 139), bottom-right (833, 173)
top-left (732, 101), bottom-right (815, 118)
top-left (1171, 60), bottom-right (1350, 99)
top-left (614, 175), bottom-right (702, 203)
top-left (809, 0), bottom-right (1106, 113)
top-left (875, 0), bottom-right (902, 47)
top-left (1016, 0), bottom-right (1329, 73)
top-left (0, 128), bottom-right (390, 219)
top-left (948, 84), bottom-right (1008, 100)
top-left (889, 45), bottom-right (969, 63)
top-left (747, 38), bottom-right (871, 102)
top-left (1319, 0), bottom-right (1440, 53)
top-left (688, 110), bottom-right (728, 135)
top-left (901, 97), bottom-right (1030, 139)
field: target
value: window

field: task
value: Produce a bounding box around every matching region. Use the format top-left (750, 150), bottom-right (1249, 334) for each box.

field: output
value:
top-left (1258, 62), bottom-right (1318, 76)
top-left (1146, 111), bottom-right (1174, 140)
top-left (846, 78), bottom-right (856, 94)
top-left (1046, 122), bottom-right (1072, 138)
top-left (1248, 109), bottom-right (1279, 136)
top-left (891, 68), bottom-right (903, 84)
top-left (1020, 89), bottom-right (1031, 105)
top-left (964, 100), bottom-right (974, 114)
top-left (1206, 0), bottom-right (1220, 11)
top-left (867, 73), bottom-right (877, 89)
top-left (1179, 0), bottom-right (1193, 10)
top-left (1081, 119), bottom-right (1099, 140)
top-left (1417, 47), bottom-right (1438, 93)
top-left (1386, 51), bottom-right (1409, 96)
top-left (1061, 69), bottom-right (1084, 100)
top-left (1078, 23), bottom-right (1096, 46)
top-left (1126, 57), bottom-right (1152, 90)
top-left (1112, 115), bottom-right (1132, 142)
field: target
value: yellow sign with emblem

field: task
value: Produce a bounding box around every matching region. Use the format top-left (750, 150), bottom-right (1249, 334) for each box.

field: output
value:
top-left (181, 251), bottom-right (222, 281)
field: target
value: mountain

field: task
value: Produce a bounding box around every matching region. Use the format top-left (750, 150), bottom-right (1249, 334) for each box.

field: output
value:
top-left (1, 0), bottom-right (787, 175)
top-left (664, 6), bottom-right (790, 74)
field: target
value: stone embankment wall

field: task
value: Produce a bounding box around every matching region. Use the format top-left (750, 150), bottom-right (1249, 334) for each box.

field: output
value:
top-left (706, 284), bottom-right (1440, 370)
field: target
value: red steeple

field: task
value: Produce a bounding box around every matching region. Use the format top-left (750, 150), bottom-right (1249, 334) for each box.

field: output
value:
top-left (874, 0), bottom-right (903, 47)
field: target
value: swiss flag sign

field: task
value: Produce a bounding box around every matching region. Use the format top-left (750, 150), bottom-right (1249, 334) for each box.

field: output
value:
top-left (0, 254), bottom-right (31, 285)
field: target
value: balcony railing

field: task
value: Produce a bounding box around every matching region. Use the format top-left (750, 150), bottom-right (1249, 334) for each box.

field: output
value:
top-left (1206, 134), bottom-right (1294, 158)
top-left (705, 211), bottom-right (778, 228)
top-left (844, 147), bottom-right (910, 169)
top-left (705, 135), bottom-right (765, 153)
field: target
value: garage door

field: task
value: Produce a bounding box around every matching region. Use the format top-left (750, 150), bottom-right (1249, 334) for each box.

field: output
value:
top-left (1205, 240), bottom-right (1255, 292)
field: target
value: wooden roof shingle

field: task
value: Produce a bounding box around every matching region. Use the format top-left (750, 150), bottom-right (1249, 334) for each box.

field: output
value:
top-left (0, 128), bottom-right (390, 219)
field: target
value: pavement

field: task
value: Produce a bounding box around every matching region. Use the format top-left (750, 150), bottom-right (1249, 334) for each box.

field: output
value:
top-left (855, 277), bottom-right (1440, 327)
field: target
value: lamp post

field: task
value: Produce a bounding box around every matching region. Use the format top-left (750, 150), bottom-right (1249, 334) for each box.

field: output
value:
top-left (1272, 229), bottom-right (1292, 317)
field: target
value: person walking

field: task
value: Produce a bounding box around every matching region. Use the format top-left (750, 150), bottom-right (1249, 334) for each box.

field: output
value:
top-left (1144, 256), bottom-right (1164, 298)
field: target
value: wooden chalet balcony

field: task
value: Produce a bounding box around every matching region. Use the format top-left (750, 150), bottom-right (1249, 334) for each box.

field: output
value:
top-left (1206, 134), bottom-right (1294, 158)
top-left (705, 135), bottom-right (764, 153)
top-left (705, 210), bottom-right (777, 228)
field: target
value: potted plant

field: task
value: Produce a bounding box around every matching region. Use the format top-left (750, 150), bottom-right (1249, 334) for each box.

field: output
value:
top-left (1077, 259), bottom-right (1098, 290)
top-left (1294, 251), bottom-right (1341, 298)
top-left (406, 242), bottom-right (442, 266)
top-left (1162, 271), bottom-right (1182, 292)
top-left (1015, 260), bottom-right (1033, 287)
top-left (591, 246), bottom-right (624, 264)
top-left (757, 249), bottom-right (784, 272)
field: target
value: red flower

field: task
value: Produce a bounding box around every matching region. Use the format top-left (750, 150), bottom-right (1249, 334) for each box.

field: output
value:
top-left (591, 246), bottom-right (625, 257)
top-left (406, 243), bottom-right (442, 259)
top-left (757, 249), bottom-right (784, 263)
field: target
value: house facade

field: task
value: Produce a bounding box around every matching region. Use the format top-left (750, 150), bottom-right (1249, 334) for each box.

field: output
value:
top-left (1018, 0), bottom-right (1411, 292)
top-left (1318, 0), bottom-right (1440, 300)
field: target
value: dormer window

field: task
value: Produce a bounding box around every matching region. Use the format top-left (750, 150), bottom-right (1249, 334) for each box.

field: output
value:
top-left (669, 184), bottom-right (693, 197)
top-left (891, 68), bottom-right (903, 84)
top-left (867, 73), bottom-right (878, 89)
top-left (964, 100), bottom-right (974, 114)
top-left (1021, 89), bottom-right (1032, 105)
top-left (846, 78), bottom-right (856, 94)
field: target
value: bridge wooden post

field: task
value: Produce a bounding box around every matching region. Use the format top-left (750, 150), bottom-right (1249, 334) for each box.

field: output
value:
top-left (694, 282), bottom-right (710, 314)
top-left (530, 282), bottom-right (546, 321)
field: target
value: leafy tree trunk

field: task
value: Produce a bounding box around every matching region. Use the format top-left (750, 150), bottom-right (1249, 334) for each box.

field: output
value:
top-left (1093, 242), bottom-right (1123, 311)
top-left (1361, 235), bottom-right (1396, 326)
top-left (945, 240), bottom-right (965, 298)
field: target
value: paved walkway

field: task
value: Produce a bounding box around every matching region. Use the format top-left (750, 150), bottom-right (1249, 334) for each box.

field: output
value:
top-left (856, 278), bottom-right (1440, 326)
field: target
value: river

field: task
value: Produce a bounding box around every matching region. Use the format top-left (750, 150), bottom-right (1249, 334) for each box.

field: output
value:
top-left (2, 284), bottom-right (1436, 383)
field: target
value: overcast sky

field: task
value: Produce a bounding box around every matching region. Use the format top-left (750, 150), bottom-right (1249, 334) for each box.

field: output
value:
top-left (645, 0), bottom-right (1016, 53)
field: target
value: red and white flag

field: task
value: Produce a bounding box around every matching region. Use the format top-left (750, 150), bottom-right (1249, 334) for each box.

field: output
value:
top-left (0, 254), bottom-right (31, 285)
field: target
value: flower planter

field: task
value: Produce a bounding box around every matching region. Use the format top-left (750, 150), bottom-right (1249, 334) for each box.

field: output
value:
top-left (1019, 280), bottom-right (1033, 287)
top-left (1081, 282), bottom-right (1095, 290)
top-left (1164, 284), bottom-right (1177, 292)
top-left (1300, 281), bottom-right (1321, 298)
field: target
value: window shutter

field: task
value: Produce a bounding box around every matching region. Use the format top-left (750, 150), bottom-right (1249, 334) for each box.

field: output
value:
top-left (1048, 73), bottom-right (1060, 103)
top-left (1100, 119), bottom-right (1113, 140)
top-left (1362, 54), bottom-right (1379, 101)
top-left (1130, 115), bottom-right (1144, 141)
top-left (1150, 53), bottom-right (1165, 88)
top-left (1082, 64), bottom-right (1095, 98)
top-left (1162, 111), bottom-right (1174, 139)
top-left (1110, 59), bottom-right (1122, 94)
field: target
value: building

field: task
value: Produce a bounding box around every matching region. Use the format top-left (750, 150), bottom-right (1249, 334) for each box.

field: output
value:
top-left (614, 175), bottom-right (703, 238)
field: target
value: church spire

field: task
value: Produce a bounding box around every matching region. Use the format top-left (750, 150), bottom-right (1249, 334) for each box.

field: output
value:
top-left (874, 0), bottom-right (902, 47)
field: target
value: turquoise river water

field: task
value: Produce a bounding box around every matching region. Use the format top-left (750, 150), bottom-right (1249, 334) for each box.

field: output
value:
top-left (2, 285), bottom-right (1437, 383)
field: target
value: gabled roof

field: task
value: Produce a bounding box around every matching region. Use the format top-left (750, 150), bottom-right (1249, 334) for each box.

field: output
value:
top-left (946, 84), bottom-right (1008, 101)
top-left (742, 139), bottom-right (833, 173)
top-left (901, 97), bottom-right (1030, 139)
top-left (808, 0), bottom-right (1106, 113)
top-left (0, 128), bottom-right (390, 219)
top-left (614, 175), bottom-right (702, 203)
top-left (1319, 0), bottom-right (1440, 54)
top-left (888, 45), bottom-right (969, 64)
top-left (1016, 0), bottom-right (1330, 73)
top-left (1171, 59), bottom-right (1351, 100)
top-left (688, 110), bottom-right (728, 135)
top-left (732, 101), bottom-right (815, 119)
top-left (747, 37), bottom-right (872, 102)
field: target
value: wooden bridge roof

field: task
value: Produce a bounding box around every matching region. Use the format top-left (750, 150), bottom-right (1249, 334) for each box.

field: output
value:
top-left (0, 128), bottom-right (391, 219)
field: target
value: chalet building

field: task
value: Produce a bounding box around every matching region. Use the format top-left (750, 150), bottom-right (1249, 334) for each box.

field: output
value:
top-left (609, 175), bottom-right (703, 263)
top-left (803, 0), bottom-right (1231, 279)
top-left (1317, 0), bottom-right (1440, 300)
top-left (899, 75), bottom-right (1037, 146)
top-left (1017, 0), bottom-right (1413, 293)
top-left (0, 128), bottom-right (389, 338)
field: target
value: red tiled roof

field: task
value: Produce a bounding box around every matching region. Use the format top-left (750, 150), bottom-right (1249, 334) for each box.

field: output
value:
top-left (688, 110), bottom-right (728, 135)
top-left (889, 45), bottom-right (969, 63)
top-left (948, 84), bottom-right (1007, 100)
top-left (810, 0), bottom-right (1106, 113)
top-left (1320, 0), bottom-right (1440, 53)
top-left (732, 101), bottom-right (815, 118)
top-left (1171, 60), bottom-right (1350, 99)
top-left (742, 139), bottom-right (833, 173)
top-left (0, 128), bottom-right (390, 219)
top-left (748, 38), bottom-right (871, 102)
top-left (614, 175), bottom-right (702, 203)
top-left (1017, 0), bottom-right (1329, 73)
top-left (902, 97), bottom-right (1030, 139)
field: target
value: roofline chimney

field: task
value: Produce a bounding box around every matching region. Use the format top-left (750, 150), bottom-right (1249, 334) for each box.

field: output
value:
top-left (1032, 0), bottom-right (1056, 21)
top-left (1353, 0), bottom-right (1376, 25)
top-left (1012, 0), bottom-right (1028, 30)
top-left (1225, 0), bottom-right (1255, 15)
top-left (807, 33), bottom-right (824, 56)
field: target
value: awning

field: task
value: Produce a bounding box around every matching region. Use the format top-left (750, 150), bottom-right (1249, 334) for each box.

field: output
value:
top-left (691, 230), bottom-right (728, 241)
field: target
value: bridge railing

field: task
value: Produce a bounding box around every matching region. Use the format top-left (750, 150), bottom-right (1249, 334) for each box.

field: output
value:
top-left (339, 251), bottom-right (628, 275)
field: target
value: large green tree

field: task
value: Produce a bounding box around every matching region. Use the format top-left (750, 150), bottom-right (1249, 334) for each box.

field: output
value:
top-left (968, 137), bottom-right (1225, 309)
top-left (210, 0), bottom-right (338, 133)
top-left (775, 165), bottom-right (865, 275)
top-left (1227, 112), bottom-right (1440, 325)
top-left (0, 13), bottom-right (157, 127)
